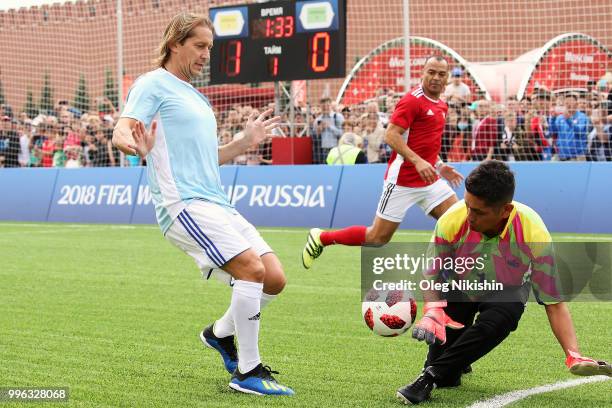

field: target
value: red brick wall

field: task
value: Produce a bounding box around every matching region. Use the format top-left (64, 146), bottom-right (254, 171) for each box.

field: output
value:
top-left (0, 0), bottom-right (610, 111)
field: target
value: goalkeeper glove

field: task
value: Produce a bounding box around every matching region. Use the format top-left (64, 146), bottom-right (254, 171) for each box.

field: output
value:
top-left (412, 301), bottom-right (464, 345)
top-left (565, 350), bottom-right (612, 377)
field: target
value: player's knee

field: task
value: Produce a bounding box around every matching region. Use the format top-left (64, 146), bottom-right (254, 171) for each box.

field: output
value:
top-left (476, 315), bottom-right (515, 340)
top-left (265, 270), bottom-right (286, 295)
top-left (274, 269), bottom-right (287, 292)
top-left (478, 320), bottom-right (503, 338)
top-left (366, 231), bottom-right (392, 246)
top-left (234, 256), bottom-right (265, 283)
top-left (247, 260), bottom-right (266, 283)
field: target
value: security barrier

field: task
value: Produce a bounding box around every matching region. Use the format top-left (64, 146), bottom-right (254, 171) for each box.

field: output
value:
top-left (1, 163), bottom-right (611, 233)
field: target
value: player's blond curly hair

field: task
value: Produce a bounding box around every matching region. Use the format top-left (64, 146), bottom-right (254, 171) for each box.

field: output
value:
top-left (155, 12), bottom-right (214, 68)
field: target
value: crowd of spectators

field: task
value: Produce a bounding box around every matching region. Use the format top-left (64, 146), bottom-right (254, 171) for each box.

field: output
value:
top-left (0, 97), bottom-right (131, 169)
top-left (217, 69), bottom-right (612, 165)
top-left (307, 69), bottom-right (612, 164)
top-left (439, 73), bottom-right (612, 163)
top-left (1, 70), bottom-right (611, 168)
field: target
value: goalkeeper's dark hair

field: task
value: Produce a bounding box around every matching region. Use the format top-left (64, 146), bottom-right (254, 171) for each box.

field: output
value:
top-left (465, 160), bottom-right (515, 207)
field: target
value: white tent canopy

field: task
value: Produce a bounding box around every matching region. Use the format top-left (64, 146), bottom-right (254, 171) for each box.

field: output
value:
top-left (468, 33), bottom-right (612, 101)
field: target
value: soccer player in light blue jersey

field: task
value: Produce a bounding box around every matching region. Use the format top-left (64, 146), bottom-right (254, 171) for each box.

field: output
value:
top-left (112, 12), bottom-right (294, 396)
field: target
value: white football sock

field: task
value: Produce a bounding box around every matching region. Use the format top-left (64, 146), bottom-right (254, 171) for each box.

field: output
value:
top-left (231, 280), bottom-right (263, 374)
top-left (260, 292), bottom-right (277, 310)
top-left (212, 307), bottom-right (234, 338)
top-left (213, 292), bottom-right (277, 338)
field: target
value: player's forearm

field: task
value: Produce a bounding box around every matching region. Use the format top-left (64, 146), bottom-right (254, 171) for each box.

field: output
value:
top-left (384, 128), bottom-right (422, 165)
top-left (218, 133), bottom-right (249, 165)
top-left (545, 302), bottom-right (579, 357)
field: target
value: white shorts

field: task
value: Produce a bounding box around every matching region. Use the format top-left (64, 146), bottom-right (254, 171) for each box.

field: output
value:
top-left (165, 200), bottom-right (272, 286)
top-left (376, 179), bottom-right (455, 223)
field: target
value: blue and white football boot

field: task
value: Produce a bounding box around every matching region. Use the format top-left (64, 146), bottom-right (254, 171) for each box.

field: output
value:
top-left (200, 324), bottom-right (238, 374)
top-left (229, 363), bottom-right (295, 396)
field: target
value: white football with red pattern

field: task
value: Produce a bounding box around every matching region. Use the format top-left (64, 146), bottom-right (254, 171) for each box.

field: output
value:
top-left (362, 289), bottom-right (417, 337)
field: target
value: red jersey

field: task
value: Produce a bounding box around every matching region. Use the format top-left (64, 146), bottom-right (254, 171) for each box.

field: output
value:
top-left (41, 138), bottom-right (55, 168)
top-left (471, 116), bottom-right (498, 157)
top-left (530, 116), bottom-right (550, 152)
top-left (385, 86), bottom-right (448, 187)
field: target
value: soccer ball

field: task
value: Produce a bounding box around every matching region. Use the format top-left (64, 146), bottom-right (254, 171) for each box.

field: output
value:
top-left (362, 289), bottom-right (417, 337)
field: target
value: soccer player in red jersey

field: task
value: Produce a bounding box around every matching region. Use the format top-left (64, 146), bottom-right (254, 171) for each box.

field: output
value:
top-left (302, 56), bottom-right (464, 268)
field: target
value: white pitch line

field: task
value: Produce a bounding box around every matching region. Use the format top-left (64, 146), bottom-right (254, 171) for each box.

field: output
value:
top-left (0, 223), bottom-right (146, 229)
top-left (0, 222), bottom-right (135, 229)
top-left (1, 223), bottom-right (611, 240)
top-left (0, 227), bottom-right (142, 235)
top-left (549, 235), bottom-right (612, 241)
top-left (466, 376), bottom-right (611, 408)
top-left (258, 231), bottom-right (612, 241)
top-left (0, 222), bottom-right (62, 228)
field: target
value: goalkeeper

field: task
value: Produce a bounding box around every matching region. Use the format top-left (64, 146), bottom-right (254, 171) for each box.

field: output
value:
top-left (397, 161), bottom-right (611, 405)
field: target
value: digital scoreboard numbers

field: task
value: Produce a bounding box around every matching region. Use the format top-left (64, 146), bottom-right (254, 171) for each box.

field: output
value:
top-left (209, 0), bottom-right (346, 84)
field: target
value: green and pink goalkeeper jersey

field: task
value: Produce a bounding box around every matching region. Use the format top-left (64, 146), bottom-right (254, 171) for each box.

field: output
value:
top-left (427, 200), bottom-right (561, 304)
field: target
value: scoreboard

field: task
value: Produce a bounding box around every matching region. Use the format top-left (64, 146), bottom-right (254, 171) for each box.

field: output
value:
top-left (209, 0), bottom-right (346, 84)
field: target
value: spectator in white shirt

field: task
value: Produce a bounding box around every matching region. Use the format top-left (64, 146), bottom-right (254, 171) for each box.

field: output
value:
top-left (444, 67), bottom-right (471, 105)
top-left (18, 122), bottom-right (31, 167)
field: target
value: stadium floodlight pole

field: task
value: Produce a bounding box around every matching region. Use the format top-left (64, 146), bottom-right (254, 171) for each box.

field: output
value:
top-left (116, 0), bottom-right (125, 166)
top-left (402, 0), bottom-right (410, 92)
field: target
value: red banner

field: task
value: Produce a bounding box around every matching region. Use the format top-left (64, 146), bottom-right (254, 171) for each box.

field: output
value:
top-left (341, 41), bottom-right (481, 105)
top-left (525, 39), bottom-right (611, 95)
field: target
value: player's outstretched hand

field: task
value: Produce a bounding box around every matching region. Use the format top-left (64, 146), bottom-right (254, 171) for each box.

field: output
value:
top-left (243, 108), bottom-right (281, 148)
top-left (439, 163), bottom-right (464, 188)
top-left (129, 120), bottom-right (157, 158)
top-left (415, 159), bottom-right (437, 184)
top-left (412, 301), bottom-right (464, 345)
top-left (566, 350), bottom-right (612, 377)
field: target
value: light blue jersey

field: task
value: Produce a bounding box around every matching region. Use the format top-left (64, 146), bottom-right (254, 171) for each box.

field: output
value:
top-left (121, 68), bottom-right (233, 233)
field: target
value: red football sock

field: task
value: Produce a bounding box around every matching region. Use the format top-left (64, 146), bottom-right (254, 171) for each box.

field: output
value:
top-left (320, 226), bottom-right (367, 246)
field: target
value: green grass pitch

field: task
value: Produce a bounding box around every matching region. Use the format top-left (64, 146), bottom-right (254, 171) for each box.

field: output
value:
top-left (0, 223), bottom-right (610, 407)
